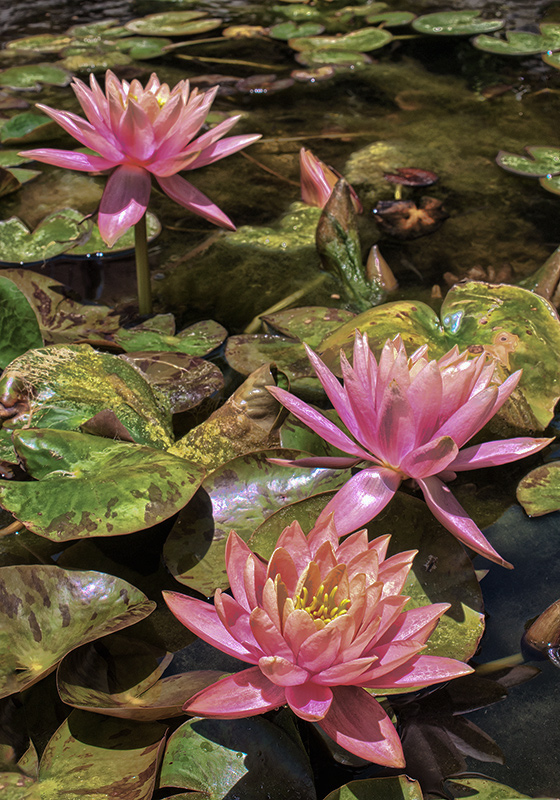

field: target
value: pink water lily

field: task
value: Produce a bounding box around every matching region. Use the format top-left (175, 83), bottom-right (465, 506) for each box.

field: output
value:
top-left (20, 71), bottom-right (261, 246)
top-left (163, 518), bottom-right (471, 765)
top-left (268, 333), bottom-right (552, 569)
top-left (300, 147), bottom-right (362, 212)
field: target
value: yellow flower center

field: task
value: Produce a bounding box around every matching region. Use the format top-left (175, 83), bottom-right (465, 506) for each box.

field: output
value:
top-left (294, 583), bottom-right (350, 623)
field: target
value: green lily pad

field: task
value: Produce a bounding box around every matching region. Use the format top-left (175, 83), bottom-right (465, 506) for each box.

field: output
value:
top-left (163, 449), bottom-right (350, 596)
top-left (5, 167), bottom-right (40, 186)
top-left (295, 48), bottom-right (373, 67)
top-left (228, 202), bottom-right (320, 250)
top-left (115, 318), bottom-right (227, 357)
top-left (0, 210), bottom-right (92, 264)
top-left (268, 22), bottom-right (325, 40)
top-left (250, 490), bottom-right (485, 666)
top-left (59, 52), bottom-right (133, 73)
top-left (0, 276), bottom-right (43, 368)
top-left (0, 165), bottom-right (21, 198)
top-left (323, 776), bottom-right (423, 800)
top-left (0, 64), bottom-right (71, 91)
top-left (0, 269), bottom-right (121, 344)
top-left (35, 711), bottom-right (166, 799)
top-left (120, 351), bottom-right (224, 414)
top-left (474, 24), bottom-right (560, 56)
top-left (0, 428), bottom-right (205, 541)
top-left (516, 461), bottom-right (560, 517)
top-left (319, 281), bottom-right (560, 431)
top-left (66, 20), bottom-right (130, 38)
top-left (67, 210), bottom-right (161, 256)
top-left (57, 634), bottom-right (226, 720)
top-left (366, 12), bottom-right (416, 26)
top-left (159, 714), bottom-right (316, 800)
top-left (543, 49), bottom-right (560, 69)
top-left (263, 306), bottom-right (356, 348)
top-left (272, 4), bottom-right (323, 22)
top-left (0, 565), bottom-right (155, 698)
top-left (116, 36), bottom-right (173, 59)
top-left (0, 344), bottom-right (174, 448)
top-left (445, 776), bottom-right (532, 800)
top-left (0, 111), bottom-right (59, 144)
top-left (289, 27), bottom-right (393, 53)
top-left (124, 12), bottom-right (222, 37)
top-left (4, 34), bottom-right (73, 53)
top-left (540, 173), bottom-right (560, 195)
top-left (0, 150), bottom-right (34, 168)
top-left (412, 11), bottom-right (504, 36)
top-left (496, 146), bottom-right (560, 177)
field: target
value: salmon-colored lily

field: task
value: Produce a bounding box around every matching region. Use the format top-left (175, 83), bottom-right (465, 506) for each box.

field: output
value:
top-left (268, 333), bottom-right (552, 568)
top-left (164, 518), bottom-right (471, 765)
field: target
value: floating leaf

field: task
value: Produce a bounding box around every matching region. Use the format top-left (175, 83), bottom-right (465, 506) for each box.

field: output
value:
top-left (0, 111), bottom-right (59, 144)
top-left (57, 634), bottom-right (226, 720)
top-left (540, 174), bottom-right (560, 196)
top-left (262, 306), bottom-right (355, 348)
top-left (228, 202), bottom-right (319, 250)
top-left (268, 22), bottom-right (325, 40)
top-left (67, 210), bottom-right (161, 256)
top-left (163, 449), bottom-right (349, 596)
top-left (0, 210), bottom-right (92, 265)
top-left (0, 165), bottom-right (21, 198)
top-left (116, 36), bottom-right (173, 59)
top-left (0, 150), bottom-right (34, 169)
top-left (272, 4), bottom-right (323, 22)
top-left (0, 428), bottom-right (205, 541)
top-left (159, 714), bottom-right (316, 800)
top-left (323, 776), bottom-right (423, 800)
top-left (115, 318), bottom-right (227, 357)
top-left (445, 776), bottom-right (533, 800)
top-left (67, 20), bottom-right (130, 37)
top-left (474, 24), bottom-right (560, 56)
top-left (366, 12), bottom-right (416, 26)
top-left (0, 276), bottom-right (43, 368)
top-left (4, 33), bottom-right (73, 53)
top-left (295, 48), bottom-right (373, 67)
top-left (120, 351), bottom-right (224, 414)
top-left (543, 50), bottom-right (560, 69)
top-left (289, 27), bottom-right (393, 52)
top-left (496, 146), bottom-right (560, 177)
top-left (125, 12), bottom-right (222, 36)
top-left (0, 565), bottom-right (155, 698)
top-left (0, 64), bottom-right (71, 90)
top-left (0, 344), bottom-right (174, 448)
top-left (59, 52), bottom-right (133, 72)
top-left (412, 11), bottom-right (504, 36)
top-left (517, 461), bottom-right (560, 517)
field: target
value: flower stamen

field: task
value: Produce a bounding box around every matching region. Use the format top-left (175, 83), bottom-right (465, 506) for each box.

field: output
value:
top-left (294, 582), bottom-right (350, 623)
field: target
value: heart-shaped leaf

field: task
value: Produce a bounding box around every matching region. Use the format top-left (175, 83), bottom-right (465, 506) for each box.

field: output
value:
top-left (497, 146), bottom-right (560, 177)
top-left (0, 429), bottom-right (205, 541)
top-left (124, 11), bottom-right (221, 36)
top-left (0, 276), bottom-right (43, 368)
top-left (412, 11), bottom-right (504, 36)
top-left (0, 111), bottom-right (59, 144)
top-left (115, 318), bottom-right (227, 357)
top-left (322, 776), bottom-right (423, 800)
top-left (0, 565), bottom-right (155, 698)
top-left (0, 210), bottom-right (92, 265)
top-left (0, 64), bottom-right (71, 90)
top-left (474, 25), bottom-right (560, 56)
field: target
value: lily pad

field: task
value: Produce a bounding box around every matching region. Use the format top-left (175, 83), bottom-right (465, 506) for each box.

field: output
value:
top-left (295, 49), bottom-right (373, 67)
top-left (124, 12), bottom-right (222, 37)
top-left (496, 146), bottom-right (560, 177)
top-left (115, 318), bottom-right (227, 357)
top-left (366, 12), bottom-right (416, 26)
top-left (272, 4), bottom-right (323, 22)
top-left (0, 165), bottom-right (22, 198)
top-left (0, 111), bottom-right (59, 144)
top-left (517, 461), bottom-right (560, 517)
top-left (0, 276), bottom-right (43, 368)
top-left (445, 776), bottom-right (532, 800)
top-left (57, 634), bottom-right (226, 720)
top-left (0, 565), bottom-right (155, 698)
top-left (4, 34), bottom-right (73, 53)
top-left (268, 22), bottom-right (325, 40)
top-left (66, 20), bottom-right (130, 38)
top-left (412, 11), bottom-right (504, 36)
top-left (323, 776), bottom-right (423, 800)
top-left (543, 50), bottom-right (560, 69)
top-left (0, 210), bottom-right (92, 265)
top-left (67, 210), bottom-right (161, 256)
top-left (289, 27), bottom-right (393, 53)
top-left (474, 24), bottom-right (560, 56)
top-left (0, 64), bottom-right (71, 91)
top-left (540, 174), bottom-right (560, 196)
top-left (319, 281), bottom-right (560, 431)
top-left (120, 351), bottom-right (224, 414)
top-left (0, 344), bottom-right (174, 448)
top-left (59, 52), bottom-right (133, 73)
top-left (0, 150), bottom-right (34, 169)
top-left (262, 306), bottom-right (355, 348)
top-left (228, 202), bottom-right (320, 250)
top-left (158, 714), bottom-right (316, 800)
top-left (0, 428), bottom-right (205, 541)
top-left (163, 449), bottom-right (350, 596)
top-left (116, 36), bottom-right (173, 59)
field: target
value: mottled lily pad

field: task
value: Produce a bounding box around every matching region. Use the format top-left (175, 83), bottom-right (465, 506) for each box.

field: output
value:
top-left (115, 318), bottom-right (227, 357)
top-left (4, 33), bottom-right (73, 53)
top-left (0, 63), bottom-right (71, 90)
top-left (319, 281), bottom-right (560, 431)
top-left (366, 12), bottom-right (416, 26)
top-left (517, 461), bottom-right (560, 517)
top-left (59, 51), bottom-right (133, 72)
top-left (117, 36), bottom-right (173, 59)
top-left (543, 50), bottom-right (560, 69)
top-left (66, 20), bottom-right (130, 37)
top-left (0, 565), bottom-right (155, 698)
top-left (295, 48), bottom-right (373, 67)
top-left (0, 276), bottom-right (43, 368)
top-left (323, 776), bottom-right (423, 800)
top-left (412, 11), bottom-right (504, 36)
top-left (445, 776), bottom-right (533, 800)
top-left (496, 146), bottom-right (560, 177)
top-left (0, 428), bottom-right (205, 541)
top-left (262, 306), bottom-right (356, 348)
top-left (0, 111), bottom-right (59, 144)
top-left (272, 4), bottom-right (323, 22)
top-left (540, 174), bottom-right (560, 196)
top-left (57, 634), bottom-right (226, 720)
top-left (268, 22), bottom-right (325, 40)
top-left (0, 344), bottom-right (174, 448)
top-left (67, 211), bottom-right (161, 256)
top-left (228, 202), bottom-right (320, 250)
top-left (163, 449), bottom-right (350, 596)
top-left (0, 210), bottom-right (92, 265)
top-left (120, 351), bottom-right (224, 414)
top-left (125, 12), bottom-right (222, 36)
top-left (159, 714), bottom-right (316, 800)
top-left (289, 27), bottom-right (393, 52)
top-left (474, 24), bottom-right (560, 56)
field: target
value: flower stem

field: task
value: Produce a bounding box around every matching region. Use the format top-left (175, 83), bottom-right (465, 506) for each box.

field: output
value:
top-left (134, 213), bottom-right (152, 316)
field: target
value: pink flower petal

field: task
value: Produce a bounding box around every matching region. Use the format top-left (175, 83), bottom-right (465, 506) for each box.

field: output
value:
top-left (184, 667), bottom-right (285, 718)
top-left (285, 682), bottom-right (333, 721)
top-left (376, 602), bottom-right (450, 647)
top-left (259, 656), bottom-right (309, 686)
top-left (406, 359), bottom-right (443, 446)
top-left (400, 435), bottom-right (458, 480)
top-left (313, 656), bottom-right (377, 685)
top-left (156, 173), bottom-right (235, 229)
top-left (417, 476), bottom-right (513, 568)
top-left (184, 133), bottom-right (262, 171)
top-left (98, 164), bottom-right (151, 246)
top-left (35, 104), bottom-right (123, 162)
top-left (449, 437), bottom-right (552, 471)
top-left (316, 467), bottom-right (401, 536)
top-left (283, 609), bottom-right (318, 656)
top-left (250, 607), bottom-right (294, 660)
top-left (319, 686), bottom-right (405, 766)
top-left (267, 547), bottom-right (298, 594)
top-left (275, 520), bottom-right (312, 573)
top-left (434, 385), bottom-right (499, 448)
top-left (375, 378), bottom-right (416, 466)
top-left (18, 148), bottom-right (116, 172)
top-left (116, 97), bottom-right (156, 162)
top-left (298, 624), bottom-right (341, 672)
top-left (225, 531), bottom-right (263, 612)
top-left (364, 654), bottom-right (473, 689)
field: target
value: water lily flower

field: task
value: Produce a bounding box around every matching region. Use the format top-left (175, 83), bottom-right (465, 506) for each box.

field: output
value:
top-left (20, 71), bottom-right (261, 246)
top-left (268, 334), bottom-right (553, 568)
top-left (163, 518), bottom-right (472, 765)
top-left (300, 147), bottom-right (362, 212)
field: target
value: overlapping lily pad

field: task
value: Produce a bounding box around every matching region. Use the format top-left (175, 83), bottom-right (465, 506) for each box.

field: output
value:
top-left (323, 776), bottom-right (423, 800)
top-left (496, 146), bottom-right (560, 177)
top-left (516, 461), bottom-right (560, 517)
top-left (0, 210), bottom-right (92, 265)
top-left (0, 111), bottom-right (59, 144)
top-left (124, 11), bottom-right (222, 36)
top-left (0, 565), bottom-right (155, 698)
top-left (163, 449), bottom-right (350, 596)
top-left (0, 276), bottom-right (42, 368)
top-left (0, 63), bottom-right (71, 90)
top-left (412, 11), bottom-right (504, 36)
top-left (115, 318), bottom-right (227, 357)
top-left (0, 344), bottom-right (174, 447)
top-left (57, 634), bottom-right (226, 720)
top-left (0, 429), bottom-right (205, 541)
top-left (474, 24), bottom-right (560, 56)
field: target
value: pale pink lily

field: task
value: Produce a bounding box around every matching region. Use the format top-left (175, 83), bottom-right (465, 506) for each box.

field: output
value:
top-left (300, 147), bottom-right (362, 212)
top-left (268, 334), bottom-right (553, 569)
top-left (163, 518), bottom-right (472, 765)
top-left (20, 71), bottom-right (261, 246)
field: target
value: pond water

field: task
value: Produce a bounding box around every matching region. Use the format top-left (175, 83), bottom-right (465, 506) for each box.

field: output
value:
top-left (1, 0), bottom-right (560, 798)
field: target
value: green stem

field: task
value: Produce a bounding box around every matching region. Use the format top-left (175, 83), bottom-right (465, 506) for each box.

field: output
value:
top-left (134, 213), bottom-right (152, 316)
